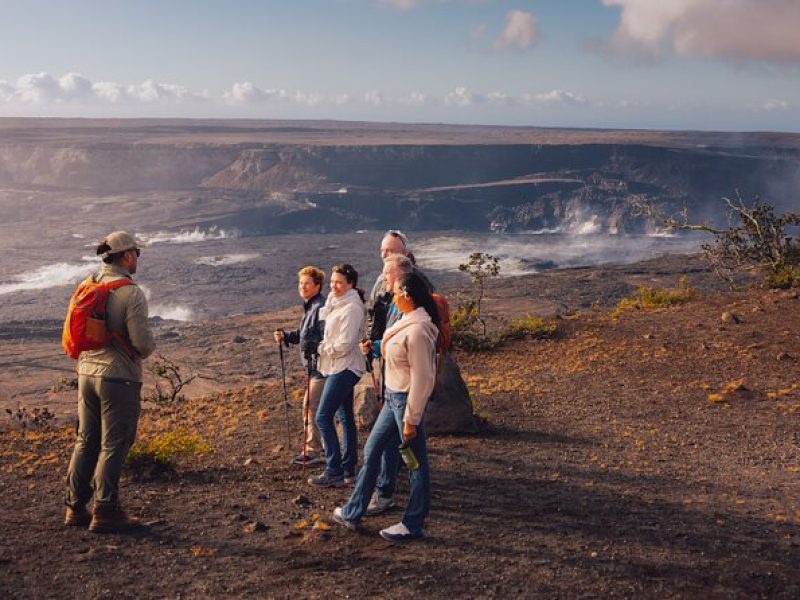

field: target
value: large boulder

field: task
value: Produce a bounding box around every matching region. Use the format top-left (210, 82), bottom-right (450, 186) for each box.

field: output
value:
top-left (353, 352), bottom-right (478, 434)
top-left (354, 379), bottom-right (380, 431)
top-left (425, 352), bottom-right (479, 434)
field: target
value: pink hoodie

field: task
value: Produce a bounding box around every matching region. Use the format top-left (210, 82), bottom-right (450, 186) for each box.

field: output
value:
top-left (382, 307), bottom-right (438, 425)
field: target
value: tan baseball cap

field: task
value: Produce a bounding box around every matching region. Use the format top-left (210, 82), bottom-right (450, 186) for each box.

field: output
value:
top-left (98, 231), bottom-right (144, 257)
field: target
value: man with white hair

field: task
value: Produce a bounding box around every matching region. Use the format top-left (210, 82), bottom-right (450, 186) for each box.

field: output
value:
top-left (360, 231), bottom-right (433, 515)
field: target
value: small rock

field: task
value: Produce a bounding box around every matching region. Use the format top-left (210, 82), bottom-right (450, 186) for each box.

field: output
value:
top-left (292, 494), bottom-right (312, 507)
top-left (244, 457), bottom-right (258, 467)
top-left (720, 311), bottom-right (742, 324)
top-left (243, 521), bottom-right (269, 534)
top-left (143, 519), bottom-right (166, 527)
top-left (233, 335), bottom-right (247, 343)
top-left (643, 333), bottom-right (654, 340)
top-left (777, 352), bottom-right (793, 361)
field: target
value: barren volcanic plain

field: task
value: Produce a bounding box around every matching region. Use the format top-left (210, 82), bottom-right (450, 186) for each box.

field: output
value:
top-left (0, 119), bottom-right (798, 598)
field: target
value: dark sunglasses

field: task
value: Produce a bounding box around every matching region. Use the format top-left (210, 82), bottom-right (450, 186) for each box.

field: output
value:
top-left (130, 248), bottom-right (141, 257)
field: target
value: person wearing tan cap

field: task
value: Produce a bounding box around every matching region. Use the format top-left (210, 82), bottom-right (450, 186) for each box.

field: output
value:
top-left (64, 230), bottom-right (156, 533)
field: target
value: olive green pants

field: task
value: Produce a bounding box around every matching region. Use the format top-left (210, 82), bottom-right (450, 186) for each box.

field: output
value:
top-left (65, 375), bottom-right (141, 509)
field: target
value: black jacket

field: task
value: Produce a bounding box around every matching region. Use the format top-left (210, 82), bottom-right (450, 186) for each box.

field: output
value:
top-left (284, 293), bottom-right (325, 369)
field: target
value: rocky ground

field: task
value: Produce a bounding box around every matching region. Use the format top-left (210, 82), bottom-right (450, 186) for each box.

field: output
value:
top-left (1, 260), bottom-right (799, 598)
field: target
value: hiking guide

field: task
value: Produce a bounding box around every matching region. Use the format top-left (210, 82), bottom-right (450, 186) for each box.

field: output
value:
top-left (63, 231), bottom-right (155, 533)
top-left (273, 266), bottom-right (326, 466)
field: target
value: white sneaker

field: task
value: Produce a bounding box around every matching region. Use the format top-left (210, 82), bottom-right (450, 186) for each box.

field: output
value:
top-left (332, 507), bottom-right (358, 531)
top-left (379, 522), bottom-right (423, 542)
top-left (366, 492), bottom-right (396, 516)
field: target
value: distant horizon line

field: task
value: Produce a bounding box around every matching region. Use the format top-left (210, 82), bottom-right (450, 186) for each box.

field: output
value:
top-left (0, 115), bottom-right (798, 137)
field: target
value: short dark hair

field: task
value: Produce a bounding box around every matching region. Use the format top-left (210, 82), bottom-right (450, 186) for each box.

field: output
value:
top-left (332, 263), bottom-right (365, 302)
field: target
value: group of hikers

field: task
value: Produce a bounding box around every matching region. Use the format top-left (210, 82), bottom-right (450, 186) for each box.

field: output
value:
top-left (63, 228), bottom-right (442, 543)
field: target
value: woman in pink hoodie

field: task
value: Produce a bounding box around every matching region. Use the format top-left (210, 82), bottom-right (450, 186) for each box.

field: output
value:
top-left (333, 272), bottom-right (439, 542)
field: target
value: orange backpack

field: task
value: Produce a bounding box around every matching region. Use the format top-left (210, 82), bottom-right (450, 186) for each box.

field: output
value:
top-left (431, 292), bottom-right (451, 353)
top-left (62, 276), bottom-right (135, 359)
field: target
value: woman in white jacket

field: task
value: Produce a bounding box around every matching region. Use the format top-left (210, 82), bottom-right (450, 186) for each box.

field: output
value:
top-left (333, 272), bottom-right (438, 542)
top-left (309, 264), bottom-right (366, 488)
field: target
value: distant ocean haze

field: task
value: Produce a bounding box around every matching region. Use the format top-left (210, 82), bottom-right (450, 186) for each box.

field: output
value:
top-left (0, 225), bottom-right (706, 325)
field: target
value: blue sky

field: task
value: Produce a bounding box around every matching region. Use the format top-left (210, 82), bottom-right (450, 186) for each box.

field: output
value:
top-left (1, 0), bottom-right (798, 131)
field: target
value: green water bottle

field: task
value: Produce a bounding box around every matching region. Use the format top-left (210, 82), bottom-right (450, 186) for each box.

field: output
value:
top-left (398, 442), bottom-right (420, 471)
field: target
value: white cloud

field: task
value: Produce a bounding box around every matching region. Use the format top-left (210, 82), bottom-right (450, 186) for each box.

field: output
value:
top-left (524, 89), bottom-right (587, 106)
top-left (364, 90), bottom-right (384, 106)
top-left (0, 80), bottom-right (16, 102)
top-left (603, 0), bottom-right (800, 64)
top-left (1, 71), bottom-right (207, 106)
top-left (378, 0), bottom-right (425, 10)
top-left (487, 91), bottom-right (512, 106)
top-left (444, 86), bottom-right (476, 107)
top-left (759, 99), bottom-right (791, 111)
top-left (401, 91), bottom-right (427, 106)
top-left (494, 10), bottom-right (539, 52)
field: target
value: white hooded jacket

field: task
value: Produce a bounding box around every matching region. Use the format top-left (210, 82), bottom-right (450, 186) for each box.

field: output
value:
top-left (317, 288), bottom-right (366, 377)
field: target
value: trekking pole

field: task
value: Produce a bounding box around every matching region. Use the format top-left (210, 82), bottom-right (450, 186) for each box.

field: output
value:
top-left (301, 360), bottom-right (312, 476)
top-left (278, 338), bottom-right (292, 449)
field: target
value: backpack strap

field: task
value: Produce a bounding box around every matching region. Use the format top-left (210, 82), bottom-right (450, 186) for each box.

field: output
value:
top-left (102, 277), bottom-right (138, 359)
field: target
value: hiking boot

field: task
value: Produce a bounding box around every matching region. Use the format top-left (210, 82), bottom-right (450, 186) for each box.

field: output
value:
top-left (332, 507), bottom-right (358, 531)
top-left (89, 506), bottom-right (142, 534)
top-left (308, 472), bottom-right (344, 488)
top-left (64, 505), bottom-right (91, 527)
top-left (292, 452), bottom-right (324, 466)
top-left (379, 522), bottom-right (424, 543)
top-left (366, 492), bottom-right (395, 516)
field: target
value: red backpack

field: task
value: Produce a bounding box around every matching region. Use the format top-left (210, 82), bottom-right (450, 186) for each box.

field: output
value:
top-left (62, 276), bottom-right (135, 359)
top-left (431, 292), bottom-right (451, 353)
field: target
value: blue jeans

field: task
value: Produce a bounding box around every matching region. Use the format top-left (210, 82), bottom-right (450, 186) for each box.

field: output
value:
top-left (341, 390), bottom-right (430, 535)
top-left (316, 369), bottom-right (359, 477)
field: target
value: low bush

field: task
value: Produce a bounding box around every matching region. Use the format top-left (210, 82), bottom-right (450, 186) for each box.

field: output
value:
top-left (127, 430), bottom-right (212, 472)
top-left (504, 315), bottom-right (557, 340)
top-left (612, 276), bottom-right (695, 319)
top-left (763, 264), bottom-right (800, 289)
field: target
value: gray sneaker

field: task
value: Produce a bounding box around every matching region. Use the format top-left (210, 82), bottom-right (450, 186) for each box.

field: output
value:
top-left (366, 492), bottom-right (395, 516)
top-left (292, 453), bottom-right (324, 466)
top-left (308, 472), bottom-right (344, 488)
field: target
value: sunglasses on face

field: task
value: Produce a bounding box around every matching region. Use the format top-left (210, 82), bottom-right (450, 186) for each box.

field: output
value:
top-left (385, 229), bottom-right (408, 247)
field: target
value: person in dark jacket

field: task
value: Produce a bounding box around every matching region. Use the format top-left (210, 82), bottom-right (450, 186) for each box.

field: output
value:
top-left (274, 266), bottom-right (326, 465)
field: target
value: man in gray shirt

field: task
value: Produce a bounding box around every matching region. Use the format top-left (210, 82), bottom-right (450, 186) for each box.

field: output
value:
top-left (64, 231), bottom-right (156, 533)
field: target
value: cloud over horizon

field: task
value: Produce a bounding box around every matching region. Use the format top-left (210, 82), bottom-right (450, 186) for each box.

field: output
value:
top-left (0, 72), bottom-right (206, 106)
top-left (494, 10), bottom-right (540, 52)
top-left (603, 0), bottom-right (800, 65)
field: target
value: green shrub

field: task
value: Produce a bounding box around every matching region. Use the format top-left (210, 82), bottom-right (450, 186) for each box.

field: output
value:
top-left (127, 430), bottom-right (212, 470)
top-left (763, 264), bottom-right (800, 289)
top-left (505, 315), bottom-right (557, 340)
top-left (612, 276), bottom-right (695, 319)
